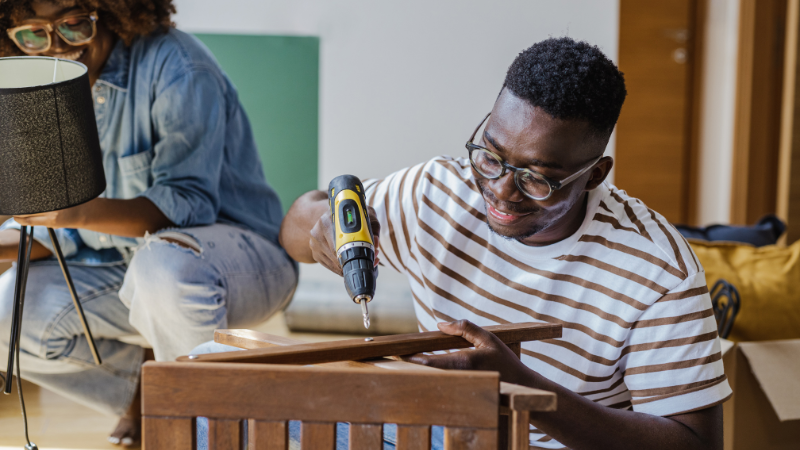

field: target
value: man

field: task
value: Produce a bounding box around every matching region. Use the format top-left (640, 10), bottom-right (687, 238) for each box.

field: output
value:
top-left (280, 37), bottom-right (730, 449)
top-left (0, 0), bottom-right (297, 446)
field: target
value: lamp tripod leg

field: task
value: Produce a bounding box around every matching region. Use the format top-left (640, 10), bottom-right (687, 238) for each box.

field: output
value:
top-left (47, 228), bottom-right (102, 366)
top-left (4, 226), bottom-right (31, 394)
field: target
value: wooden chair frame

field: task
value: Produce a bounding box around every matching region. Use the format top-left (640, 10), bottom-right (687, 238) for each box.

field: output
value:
top-left (143, 323), bottom-right (561, 449)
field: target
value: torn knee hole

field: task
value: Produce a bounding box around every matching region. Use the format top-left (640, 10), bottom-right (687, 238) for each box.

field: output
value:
top-left (149, 231), bottom-right (203, 254)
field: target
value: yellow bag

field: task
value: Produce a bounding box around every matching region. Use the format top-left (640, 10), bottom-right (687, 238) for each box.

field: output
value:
top-left (689, 239), bottom-right (800, 342)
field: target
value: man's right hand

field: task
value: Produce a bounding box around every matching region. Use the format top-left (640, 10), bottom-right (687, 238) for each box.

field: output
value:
top-left (279, 190), bottom-right (381, 276)
top-left (308, 206), bottom-right (381, 276)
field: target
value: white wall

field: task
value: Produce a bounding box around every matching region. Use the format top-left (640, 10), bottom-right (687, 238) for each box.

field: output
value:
top-left (173, 0), bottom-right (620, 187)
top-left (696, 0), bottom-right (740, 226)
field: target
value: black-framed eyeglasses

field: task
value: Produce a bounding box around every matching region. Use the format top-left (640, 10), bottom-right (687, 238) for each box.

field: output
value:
top-left (466, 113), bottom-right (602, 201)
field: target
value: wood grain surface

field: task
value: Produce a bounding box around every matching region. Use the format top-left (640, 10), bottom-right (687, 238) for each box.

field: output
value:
top-left (143, 362), bottom-right (499, 428)
top-left (396, 425), bottom-right (431, 450)
top-left (143, 416), bottom-right (193, 450)
top-left (499, 382), bottom-right (557, 412)
top-left (443, 427), bottom-right (496, 450)
top-left (184, 322), bottom-right (561, 365)
top-left (301, 421), bottom-right (336, 449)
top-left (208, 418), bottom-right (241, 450)
top-left (349, 423), bottom-right (383, 449)
top-left (247, 420), bottom-right (288, 450)
top-left (510, 410), bottom-right (530, 450)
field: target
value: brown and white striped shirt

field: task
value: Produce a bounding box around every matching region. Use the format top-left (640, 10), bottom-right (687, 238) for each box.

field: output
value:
top-left (365, 156), bottom-right (731, 449)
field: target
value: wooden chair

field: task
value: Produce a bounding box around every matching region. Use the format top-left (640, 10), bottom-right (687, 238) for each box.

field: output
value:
top-left (144, 322), bottom-right (561, 449)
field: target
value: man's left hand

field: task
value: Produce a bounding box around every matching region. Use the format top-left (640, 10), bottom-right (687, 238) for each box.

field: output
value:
top-left (404, 320), bottom-right (534, 384)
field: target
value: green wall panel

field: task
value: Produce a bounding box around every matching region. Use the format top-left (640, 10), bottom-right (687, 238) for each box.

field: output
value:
top-left (194, 34), bottom-right (319, 213)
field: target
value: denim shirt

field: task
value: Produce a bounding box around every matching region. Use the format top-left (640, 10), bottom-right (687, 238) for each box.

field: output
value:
top-left (2, 29), bottom-right (283, 263)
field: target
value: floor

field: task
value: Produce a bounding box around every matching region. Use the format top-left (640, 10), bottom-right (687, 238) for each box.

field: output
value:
top-left (0, 312), bottom-right (357, 449)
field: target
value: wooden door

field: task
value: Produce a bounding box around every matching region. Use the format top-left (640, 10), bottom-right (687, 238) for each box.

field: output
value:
top-left (616, 0), bottom-right (703, 224)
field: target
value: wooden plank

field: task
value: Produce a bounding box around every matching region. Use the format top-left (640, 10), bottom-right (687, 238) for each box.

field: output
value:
top-left (216, 329), bottom-right (304, 348)
top-left (396, 425), bottom-right (431, 450)
top-left (215, 330), bottom-right (440, 372)
top-left (248, 419), bottom-right (288, 450)
top-left (143, 416), bottom-right (193, 450)
top-left (499, 382), bottom-right (557, 413)
top-left (180, 323), bottom-right (561, 365)
top-left (214, 329), bottom-right (376, 369)
top-left (510, 410), bottom-right (530, 450)
top-left (443, 427), bottom-right (496, 450)
top-left (349, 423), bottom-right (383, 450)
top-left (143, 362), bottom-right (499, 428)
top-left (301, 421), bottom-right (336, 449)
top-left (208, 418), bottom-right (242, 450)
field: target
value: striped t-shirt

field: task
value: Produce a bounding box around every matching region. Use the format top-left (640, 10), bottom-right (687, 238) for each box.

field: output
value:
top-left (364, 156), bottom-right (731, 449)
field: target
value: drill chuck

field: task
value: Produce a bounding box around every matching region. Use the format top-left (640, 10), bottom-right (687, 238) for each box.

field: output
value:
top-left (340, 245), bottom-right (376, 302)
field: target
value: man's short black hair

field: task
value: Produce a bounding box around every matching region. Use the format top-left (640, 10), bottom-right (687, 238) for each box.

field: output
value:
top-left (503, 37), bottom-right (626, 137)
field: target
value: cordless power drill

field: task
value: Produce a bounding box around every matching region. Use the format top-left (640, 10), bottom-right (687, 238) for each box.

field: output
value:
top-left (328, 175), bottom-right (378, 329)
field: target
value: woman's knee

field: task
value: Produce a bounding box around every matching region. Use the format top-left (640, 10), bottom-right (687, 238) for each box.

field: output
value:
top-left (126, 234), bottom-right (210, 288)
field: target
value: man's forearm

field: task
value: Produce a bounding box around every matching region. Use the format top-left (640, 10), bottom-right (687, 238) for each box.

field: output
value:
top-left (279, 190), bottom-right (328, 264)
top-left (522, 372), bottom-right (721, 450)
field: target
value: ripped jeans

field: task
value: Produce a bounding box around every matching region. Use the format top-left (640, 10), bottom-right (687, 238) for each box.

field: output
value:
top-left (0, 223), bottom-right (298, 416)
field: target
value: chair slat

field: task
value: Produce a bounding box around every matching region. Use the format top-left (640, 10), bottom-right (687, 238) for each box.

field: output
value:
top-left (301, 421), bottom-right (336, 449)
top-left (208, 418), bottom-right (242, 450)
top-left (143, 416), bottom-right (193, 450)
top-left (349, 423), bottom-right (383, 450)
top-left (248, 419), bottom-right (288, 450)
top-left (396, 425), bottom-right (431, 450)
top-left (443, 427), bottom-right (496, 450)
top-left (510, 410), bottom-right (530, 450)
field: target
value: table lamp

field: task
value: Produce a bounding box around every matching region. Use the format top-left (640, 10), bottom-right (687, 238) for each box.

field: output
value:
top-left (0, 57), bottom-right (105, 407)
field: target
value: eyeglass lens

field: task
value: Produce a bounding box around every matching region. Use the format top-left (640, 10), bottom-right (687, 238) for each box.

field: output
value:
top-left (470, 148), bottom-right (552, 199)
top-left (13, 16), bottom-right (94, 52)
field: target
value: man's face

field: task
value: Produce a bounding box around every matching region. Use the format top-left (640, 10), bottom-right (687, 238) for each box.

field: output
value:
top-left (474, 89), bottom-right (609, 245)
top-left (13, 1), bottom-right (114, 85)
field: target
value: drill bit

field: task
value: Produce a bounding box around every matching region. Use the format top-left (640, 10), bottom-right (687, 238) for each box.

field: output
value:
top-left (360, 299), bottom-right (370, 329)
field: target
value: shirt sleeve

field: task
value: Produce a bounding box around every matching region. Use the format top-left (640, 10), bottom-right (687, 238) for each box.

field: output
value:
top-left (363, 161), bottom-right (428, 276)
top-left (621, 272), bottom-right (732, 416)
top-left (139, 67), bottom-right (228, 228)
top-left (0, 219), bottom-right (83, 258)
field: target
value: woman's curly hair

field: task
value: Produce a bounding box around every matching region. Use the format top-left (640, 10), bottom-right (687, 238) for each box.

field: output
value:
top-left (0, 0), bottom-right (175, 57)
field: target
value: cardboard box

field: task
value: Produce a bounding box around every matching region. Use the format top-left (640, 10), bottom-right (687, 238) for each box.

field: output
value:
top-left (721, 338), bottom-right (800, 449)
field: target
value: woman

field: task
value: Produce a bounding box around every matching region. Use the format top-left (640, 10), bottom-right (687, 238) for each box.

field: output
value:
top-left (0, 0), bottom-right (297, 446)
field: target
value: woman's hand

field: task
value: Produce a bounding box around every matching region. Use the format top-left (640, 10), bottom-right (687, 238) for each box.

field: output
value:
top-left (14, 203), bottom-right (87, 229)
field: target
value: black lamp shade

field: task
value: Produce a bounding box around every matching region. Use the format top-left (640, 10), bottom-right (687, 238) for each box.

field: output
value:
top-left (0, 57), bottom-right (105, 215)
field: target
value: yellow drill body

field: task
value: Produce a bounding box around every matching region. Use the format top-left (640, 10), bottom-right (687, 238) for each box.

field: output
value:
top-left (328, 175), bottom-right (377, 329)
